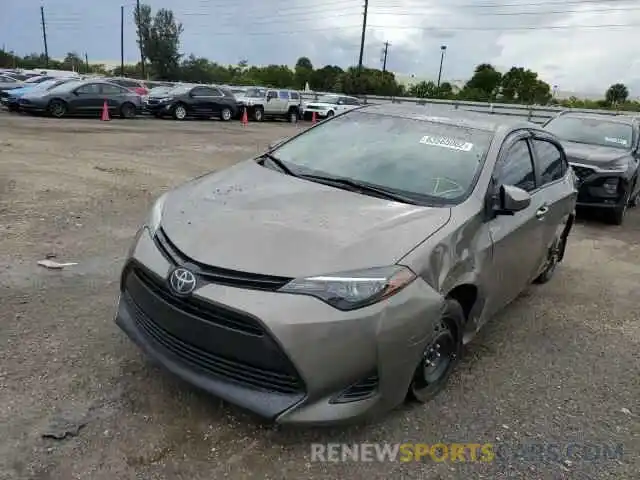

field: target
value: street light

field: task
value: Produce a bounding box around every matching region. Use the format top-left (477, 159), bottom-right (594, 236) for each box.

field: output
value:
top-left (437, 45), bottom-right (447, 88)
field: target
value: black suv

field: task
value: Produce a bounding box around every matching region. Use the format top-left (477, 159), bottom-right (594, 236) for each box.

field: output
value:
top-left (543, 111), bottom-right (640, 224)
top-left (145, 84), bottom-right (239, 121)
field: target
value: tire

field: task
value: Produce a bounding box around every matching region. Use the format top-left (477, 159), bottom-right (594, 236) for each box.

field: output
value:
top-left (288, 108), bottom-right (299, 123)
top-left (326, 110), bottom-right (335, 118)
top-left (172, 103), bottom-right (187, 120)
top-left (120, 102), bottom-right (137, 119)
top-left (253, 106), bottom-right (264, 122)
top-left (607, 189), bottom-right (630, 225)
top-left (48, 99), bottom-right (67, 118)
top-left (408, 299), bottom-right (462, 403)
top-left (220, 107), bottom-right (232, 121)
top-left (534, 235), bottom-right (564, 284)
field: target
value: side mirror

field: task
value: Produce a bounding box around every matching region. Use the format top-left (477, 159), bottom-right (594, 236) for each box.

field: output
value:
top-left (495, 185), bottom-right (531, 215)
top-left (72, 90), bottom-right (80, 96)
top-left (268, 137), bottom-right (289, 150)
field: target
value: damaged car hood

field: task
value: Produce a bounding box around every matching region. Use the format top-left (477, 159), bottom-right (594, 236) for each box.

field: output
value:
top-left (563, 141), bottom-right (632, 168)
top-left (160, 160), bottom-right (451, 277)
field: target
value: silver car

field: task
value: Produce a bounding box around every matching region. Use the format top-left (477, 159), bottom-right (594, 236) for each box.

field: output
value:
top-left (115, 105), bottom-right (577, 425)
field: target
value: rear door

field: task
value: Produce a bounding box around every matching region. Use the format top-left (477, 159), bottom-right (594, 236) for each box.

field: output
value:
top-left (69, 82), bottom-right (102, 112)
top-left (483, 132), bottom-right (548, 317)
top-left (529, 136), bottom-right (576, 263)
top-left (100, 83), bottom-right (129, 112)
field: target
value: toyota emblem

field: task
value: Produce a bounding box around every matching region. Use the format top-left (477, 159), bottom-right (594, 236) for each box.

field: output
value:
top-left (169, 267), bottom-right (197, 295)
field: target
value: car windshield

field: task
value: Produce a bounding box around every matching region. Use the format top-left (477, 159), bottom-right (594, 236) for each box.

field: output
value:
top-left (270, 111), bottom-right (493, 204)
top-left (317, 95), bottom-right (340, 104)
top-left (166, 85), bottom-right (192, 95)
top-left (244, 88), bottom-right (266, 98)
top-left (149, 86), bottom-right (173, 96)
top-left (46, 80), bottom-right (83, 94)
top-left (545, 116), bottom-right (633, 150)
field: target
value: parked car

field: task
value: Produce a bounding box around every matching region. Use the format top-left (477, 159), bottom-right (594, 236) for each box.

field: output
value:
top-left (543, 111), bottom-right (640, 225)
top-left (0, 74), bottom-right (24, 92)
top-left (17, 79), bottom-right (142, 118)
top-left (235, 87), bottom-right (302, 122)
top-left (104, 77), bottom-right (149, 96)
top-left (144, 84), bottom-right (239, 121)
top-left (302, 94), bottom-right (362, 120)
top-left (115, 105), bottom-right (577, 425)
top-left (1, 78), bottom-right (75, 111)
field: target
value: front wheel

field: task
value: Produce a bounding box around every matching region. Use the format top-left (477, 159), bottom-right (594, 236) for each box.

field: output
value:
top-left (253, 106), bottom-right (264, 122)
top-left (326, 110), bottom-right (335, 118)
top-left (408, 299), bottom-right (462, 403)
top-left (607, 189), bottom-right (630, 225)
top-left (220, 107), bottom-right (232, 121)
top-left (172, 104), bottom-right (187, 120)
top-left (288, 109), bottom-right (299, 123)
top-left (48, 100), bottom-right (67, 118)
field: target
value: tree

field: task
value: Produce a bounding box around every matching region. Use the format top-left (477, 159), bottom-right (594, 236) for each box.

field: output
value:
top-left (310, 65), bottom-right (343, 91)
top-left (605, 83), bottom-right (629, 105)
top-left (294, 56), bottom-right (313, 90)
top-left (463, 64), bottom-right (502, 101)
top-left (134, 4), bottom-right (184, 80)
top-left (408, 80), bottom-right (438, 98)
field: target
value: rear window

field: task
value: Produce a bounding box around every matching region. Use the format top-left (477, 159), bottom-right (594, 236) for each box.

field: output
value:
top-left (545, 116), bottom-right (633, 149)
top-left (272, 111), bottom-right (493, 204)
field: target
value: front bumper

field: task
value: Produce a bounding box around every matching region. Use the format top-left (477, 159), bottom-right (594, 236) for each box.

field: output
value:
top-left (115, 227), bottom-right (444, 425)
top-left (143, 101), bottom-right (173, 115)
top-left (571, 163), bottom-right (631, 208)
top-left (303, 109), bottom-right (329, 120)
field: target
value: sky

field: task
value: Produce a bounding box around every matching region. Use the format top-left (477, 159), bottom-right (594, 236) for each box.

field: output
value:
top-left (2, 0), bottom-right (640, 97)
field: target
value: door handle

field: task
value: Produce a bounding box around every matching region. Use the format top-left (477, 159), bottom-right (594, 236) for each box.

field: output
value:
top-left (536, 206), bottom-right (549, 219)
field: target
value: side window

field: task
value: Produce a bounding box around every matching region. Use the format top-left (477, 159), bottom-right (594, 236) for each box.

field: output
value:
top-left (532, 139), bottom-right (565, 185)
top-left (278, 91), bottom-right (289, 99)
top-left (266, 90), bottom-right (278, 99)
top-left (349, 97), bottom-right (361, 105)
top-left (191, 87), bottom-right (207, 96)
top-left (290, 92), bottom-right (299, 100)
top-left (101, 84), bottom-right (126, 95)
top-left (495, 139), bottom-right (536, 192)
top-left (209, 87), bottom-right (223, 96)
top-left (76, 83), bottom-right (101, 94)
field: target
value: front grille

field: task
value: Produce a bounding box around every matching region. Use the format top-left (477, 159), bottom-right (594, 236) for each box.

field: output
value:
top-left (155, 228), bottom-right (292, 291)
top-left (125, 293), bottom-right (303, 394)
top-left (571, 165), bottom-right (595, 182)
top-left (146, 99), bottom-right (160, 105)
top-left (331, 374), bottom-right (379, 403)
top-left (123, 264), bottom-right (305, 395)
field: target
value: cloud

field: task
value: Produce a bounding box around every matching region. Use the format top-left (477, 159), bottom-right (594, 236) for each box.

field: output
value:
top-left (3, 0), bottom-right (640, 96)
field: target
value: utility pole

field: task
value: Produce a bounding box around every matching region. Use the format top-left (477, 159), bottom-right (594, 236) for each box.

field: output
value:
top-left (357, 0), bottom-right (368, 72)
top-left (381, 41), bottom-right (390, 73)
top-left (120, 5), bottom-right (125, 76)
top-left (85, 52), bottom-right (89, 73)
top-left (40, 6), bottom-right (49, 68)
top-left (136, 0), bottom-right (146, 79)
top-left (437, 45), bottom-right (447, 88)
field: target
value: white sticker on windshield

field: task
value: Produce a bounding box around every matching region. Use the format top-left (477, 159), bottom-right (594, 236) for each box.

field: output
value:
top-left (605, 136), bottom-right (628, 146)
top-left (420, 135), bottom-right (473, 151)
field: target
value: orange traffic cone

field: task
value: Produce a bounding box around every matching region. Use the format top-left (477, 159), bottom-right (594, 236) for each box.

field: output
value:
top-left (311, 111), bottom-right (317, 124)
top-left (241, 107), bottom-right (248, 126)
top-left (101, 100), bottom-right (110, 121)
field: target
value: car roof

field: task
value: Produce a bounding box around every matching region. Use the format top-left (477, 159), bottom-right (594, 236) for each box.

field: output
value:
top-left (358, 103), bottom-right (538, 132)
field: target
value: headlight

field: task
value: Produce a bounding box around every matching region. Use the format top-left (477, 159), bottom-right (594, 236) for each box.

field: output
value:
top-left (146, 193), bottom-right (167, 237)
top-left (159, 97), bottom-right (173, 102)
top-left (278, 265), bottom-right (416, 311)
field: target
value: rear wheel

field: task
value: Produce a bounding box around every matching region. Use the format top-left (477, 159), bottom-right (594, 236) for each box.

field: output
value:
top-left (48, 100), bottom-right (67, 118)
top-left (534, 235), bottom-right (564, 284)
top-left (120, 102), bottom-right (137, 119)
top-left (408, 299), bottom-right (462, 403)
top-left (288, 108), bottom-right (299, 123)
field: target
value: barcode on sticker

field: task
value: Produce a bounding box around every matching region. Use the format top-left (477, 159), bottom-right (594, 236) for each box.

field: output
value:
top-left (420, 135), bottom-right (473, 151)
top-left (605, 137), bottom-right (628, 146)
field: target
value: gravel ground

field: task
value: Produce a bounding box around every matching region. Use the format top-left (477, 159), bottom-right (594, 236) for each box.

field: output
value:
top-left (0, 112), bottom-right (638, 480)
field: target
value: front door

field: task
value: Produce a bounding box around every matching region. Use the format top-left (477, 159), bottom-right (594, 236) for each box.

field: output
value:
top-left (69, 82), bottom-right (102, 113)
top-left (482, 134), bottom-right (547, 319)
top-left (264, 90), bottom-right (283, 114)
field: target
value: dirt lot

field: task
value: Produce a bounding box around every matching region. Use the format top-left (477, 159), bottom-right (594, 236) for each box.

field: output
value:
top-left (0, 112), bottom-right (638, 480)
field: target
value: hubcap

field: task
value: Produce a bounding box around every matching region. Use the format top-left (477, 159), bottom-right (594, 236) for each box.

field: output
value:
top-left (176, 107), bottom-right (186, 119)
top-left (222, 109), bottom-right (231, 120)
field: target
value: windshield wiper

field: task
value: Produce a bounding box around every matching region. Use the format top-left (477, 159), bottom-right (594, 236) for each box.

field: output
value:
top-left (299, 174), bottom-right (420, 205)
top-left (259, 153), bottom-right (297, 176)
